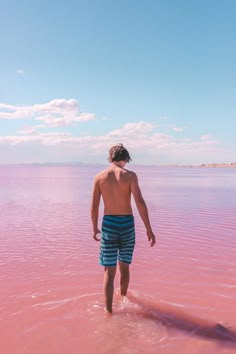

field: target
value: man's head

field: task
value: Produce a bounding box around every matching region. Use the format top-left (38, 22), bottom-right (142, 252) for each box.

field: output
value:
top-left (108, 143), bottom-right (132, 164)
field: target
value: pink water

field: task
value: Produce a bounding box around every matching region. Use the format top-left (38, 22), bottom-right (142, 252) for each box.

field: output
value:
top-left (0, 165), bottom-right (236, 354)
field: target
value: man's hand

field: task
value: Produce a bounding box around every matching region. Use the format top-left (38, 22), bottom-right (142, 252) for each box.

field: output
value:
top-left (93, 229), bottom-right (101, 242)
top-left (147, 230), bottom-right (156, 247)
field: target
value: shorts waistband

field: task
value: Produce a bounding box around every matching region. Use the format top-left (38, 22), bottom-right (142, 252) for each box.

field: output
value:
top-left (103, 214), bottom-right (134, 218)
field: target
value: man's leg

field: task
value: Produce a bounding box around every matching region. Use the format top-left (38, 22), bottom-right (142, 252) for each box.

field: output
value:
top-left (103, 266), bottom-right (116, 313)
top-left (118, 216), bottom-right (135, 297)
top-left (119, 261), bottom-right (130, 296)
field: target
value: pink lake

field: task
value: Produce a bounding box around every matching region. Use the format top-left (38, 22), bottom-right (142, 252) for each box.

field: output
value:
top-left (0, 165), bottom-right (236, 354)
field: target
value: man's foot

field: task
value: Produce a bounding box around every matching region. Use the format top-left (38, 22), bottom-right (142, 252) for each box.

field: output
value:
top-left (104, 307), bottom-right (112, 315)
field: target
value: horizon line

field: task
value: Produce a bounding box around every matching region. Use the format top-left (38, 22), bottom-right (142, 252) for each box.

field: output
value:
top-left (0, 162), bottom-right (236, 168)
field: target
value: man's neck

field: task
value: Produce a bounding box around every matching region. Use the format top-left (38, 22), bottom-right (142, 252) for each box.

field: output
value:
top-left (111, 161), bottom-right (125, 168)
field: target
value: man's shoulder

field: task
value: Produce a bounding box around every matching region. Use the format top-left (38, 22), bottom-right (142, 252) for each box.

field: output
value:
top-left (121, 169), bottom-right (139, 185)
top-left (94, 168), bottom-right (109, 180)
top-left (123, 168), bottom-right (137, 178)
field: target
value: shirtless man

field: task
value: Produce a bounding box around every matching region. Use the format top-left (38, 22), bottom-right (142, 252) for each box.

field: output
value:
top-left (90, 143), bottom-right (156, 313)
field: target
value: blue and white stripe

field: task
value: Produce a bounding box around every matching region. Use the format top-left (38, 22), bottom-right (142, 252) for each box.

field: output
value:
top-left (99, 215), bottom-right (135, 267)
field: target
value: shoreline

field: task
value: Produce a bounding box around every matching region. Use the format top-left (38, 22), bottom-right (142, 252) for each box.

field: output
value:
top-left (199, 163), bottom-right (236, 168)
top-left (0, 163), bottom-right (235, 168)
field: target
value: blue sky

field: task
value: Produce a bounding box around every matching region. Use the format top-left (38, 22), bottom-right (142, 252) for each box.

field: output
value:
top-left (0, 0), bottom-right (235, 164)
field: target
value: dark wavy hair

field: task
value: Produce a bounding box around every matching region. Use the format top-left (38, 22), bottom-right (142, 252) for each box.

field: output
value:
top-left (108, 143), bottom-right (132, 163)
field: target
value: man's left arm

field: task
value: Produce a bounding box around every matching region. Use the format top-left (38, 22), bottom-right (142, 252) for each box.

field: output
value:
top-left (90, 176), bottom-right (101, 240)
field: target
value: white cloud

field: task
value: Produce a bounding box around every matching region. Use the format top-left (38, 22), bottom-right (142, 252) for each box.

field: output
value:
top-left (0, 97), bottom-right (232, 164)
top-left (17, 126), bottom-right (39, 135)
top-left (200, 134), bottom-right (212, 141)
top-left (0, 99), bottom-right (95, 128)
top-left (107, 121), bottom-right (154, 139)
top-left (74, 112), bottom-right (96, 122)
top-left (0, 120), bottom-right (230, 165)
top-left (17, 69), bottom-right (24, 76)
top-left (168, 124), bottom-right (187, 132)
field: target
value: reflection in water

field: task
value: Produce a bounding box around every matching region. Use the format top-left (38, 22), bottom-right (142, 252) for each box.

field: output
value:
top-left (127, 293), bottom-right (236, 344)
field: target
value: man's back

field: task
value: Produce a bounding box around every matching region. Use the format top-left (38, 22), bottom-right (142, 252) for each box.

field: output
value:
top-left (96, 165), bottom-right (133, 215)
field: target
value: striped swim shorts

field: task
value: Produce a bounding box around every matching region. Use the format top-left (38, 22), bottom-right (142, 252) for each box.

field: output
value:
top-left (99, 215), bottom-right (135, 267)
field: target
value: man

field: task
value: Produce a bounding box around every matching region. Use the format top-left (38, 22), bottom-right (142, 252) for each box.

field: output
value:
top-left (90, 143), bottom-right (156, 313)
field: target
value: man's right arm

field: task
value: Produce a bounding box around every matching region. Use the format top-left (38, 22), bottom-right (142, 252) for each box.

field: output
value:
top-left (130, 172), bottom-right (156, 247)
top-left (90, 175), bottom-right (101, 241)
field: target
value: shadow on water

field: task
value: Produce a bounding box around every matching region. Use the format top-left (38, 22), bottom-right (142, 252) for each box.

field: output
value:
top-left (126, 293), bottom-right (236, 347)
